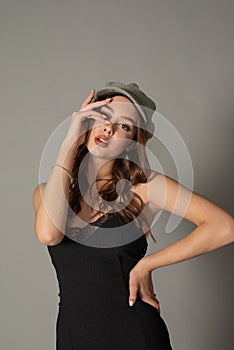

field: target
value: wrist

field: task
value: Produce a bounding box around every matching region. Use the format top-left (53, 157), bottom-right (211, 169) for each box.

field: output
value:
top-left (140, 254), bottom-right (156, 273)
top-left (57, 142), bottom-right (77, 168)
top-left (52, 164), bottom-right (74, 186)
top-left (60, 140), bottom-right (77, 155)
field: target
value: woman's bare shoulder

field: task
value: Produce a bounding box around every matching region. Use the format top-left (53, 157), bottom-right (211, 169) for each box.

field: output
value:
top-left (148, 169), bottom-right (162, 181)
top-left (131, 170), bottom-right (163, 206)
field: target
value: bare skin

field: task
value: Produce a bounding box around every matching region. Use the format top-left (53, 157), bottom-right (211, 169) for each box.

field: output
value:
top-left (33, 89), bottom-right (234, 315)
top-left (33, 90), bottom-right (161, 312)
top-left (84, 94), bottom-right (138, 186)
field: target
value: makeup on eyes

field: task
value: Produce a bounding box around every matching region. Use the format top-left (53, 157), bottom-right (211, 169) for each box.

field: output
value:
top-left (100, 111), bottom-right (136, 129)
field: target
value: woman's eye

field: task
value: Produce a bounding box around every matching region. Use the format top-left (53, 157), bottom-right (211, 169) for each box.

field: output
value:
top-left (119, 123), bottom-right (131, 132)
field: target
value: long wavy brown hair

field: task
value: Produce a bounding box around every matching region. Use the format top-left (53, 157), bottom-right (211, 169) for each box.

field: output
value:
top-left (68, 92), bottom-right (156, 242)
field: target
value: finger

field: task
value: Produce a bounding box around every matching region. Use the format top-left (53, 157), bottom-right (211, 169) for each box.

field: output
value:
top-left (80, 98), bottom-right (113, 112)
top-left (151, 299), bottom-right (160, 310)
top-left (129, 279), bottom-right (138, 307)
top-left (153, 293), bottom-right (160, 303)
top-left (80, 89), bottom-right (95, 109)
top-left (153, 294), bottom-right (161, 313)
top-left (141, 295), bottom-right (160, 310)
top-left (148, 300), bottom-right (161, 314)
top-left (153, 300), bottom-right (161, 315)
top-left (72, 110), bottom-right (111, 122)
top-left (85, 115), bottom-right (111, 128)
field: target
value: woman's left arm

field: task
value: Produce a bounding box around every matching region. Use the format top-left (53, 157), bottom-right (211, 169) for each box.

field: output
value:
top-left (128, 172), bottom-right (233, 308)
top-left (142, 172), bottom-right (234, 272)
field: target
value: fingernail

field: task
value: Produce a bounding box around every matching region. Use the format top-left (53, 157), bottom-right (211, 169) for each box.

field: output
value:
top-left (91, 89), bottom-right (94, 93)
top-left (105, 98), bottom-right (112, 102)
top-left (129, 300), bottom-right (134, 307)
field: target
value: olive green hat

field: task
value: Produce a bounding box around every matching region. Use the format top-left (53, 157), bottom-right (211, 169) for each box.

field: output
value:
top-left (92, 81), bottom-right (156, 139)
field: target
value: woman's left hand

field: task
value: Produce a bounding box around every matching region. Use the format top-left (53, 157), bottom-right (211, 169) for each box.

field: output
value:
top-left (128, 260), bottom-right (161, 314)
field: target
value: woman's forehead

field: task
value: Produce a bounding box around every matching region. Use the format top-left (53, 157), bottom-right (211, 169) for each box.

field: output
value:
top-left (110, 95), bottom-right (132, 103)
top-left (100, 95), bottom-right (140, 123)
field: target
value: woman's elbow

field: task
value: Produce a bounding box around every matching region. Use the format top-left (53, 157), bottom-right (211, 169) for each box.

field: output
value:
top-left (225, 216), bottom-right (234, 244)
top-left (218, 214), bottom-right (234, 246)
top-left (34, 223), bottom-right (64, 246)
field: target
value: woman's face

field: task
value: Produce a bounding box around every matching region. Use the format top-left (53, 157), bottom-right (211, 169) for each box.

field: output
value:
top-left (86, 95), bottom-right (139, 159)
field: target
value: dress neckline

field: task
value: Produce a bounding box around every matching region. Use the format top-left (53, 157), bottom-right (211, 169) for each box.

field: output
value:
top-left (67, 211), bottom-right (116, 231)
top-left (89, 211), bottom-right (116, 225)
top-left (65, 211), bottom-right (147, 246)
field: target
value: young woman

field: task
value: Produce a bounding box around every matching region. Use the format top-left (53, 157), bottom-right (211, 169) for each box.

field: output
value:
top-left (32, 81), bottom-right (234, 350)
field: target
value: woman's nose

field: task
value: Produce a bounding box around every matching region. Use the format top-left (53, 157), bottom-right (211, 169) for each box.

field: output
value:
top-left (103, 122), bottom-right (113, 135)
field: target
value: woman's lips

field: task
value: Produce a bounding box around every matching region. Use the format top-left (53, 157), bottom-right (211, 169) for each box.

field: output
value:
top-left (94, 137), bottom-right (109, 147)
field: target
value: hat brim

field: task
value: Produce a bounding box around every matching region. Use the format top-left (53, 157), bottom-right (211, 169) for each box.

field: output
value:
top-left (93, 86), bottom-right (148, 124)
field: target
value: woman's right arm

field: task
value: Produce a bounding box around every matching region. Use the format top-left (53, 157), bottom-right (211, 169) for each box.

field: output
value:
top-left (32, 90), bottom-right (112, 246)
top-left (32, 142), bottom-right (77, 246)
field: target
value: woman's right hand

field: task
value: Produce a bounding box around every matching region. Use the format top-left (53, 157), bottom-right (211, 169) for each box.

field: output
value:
top-left (63, 89), bottom-right (112, 150)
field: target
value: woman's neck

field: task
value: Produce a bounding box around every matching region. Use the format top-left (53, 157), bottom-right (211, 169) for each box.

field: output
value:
top-left (86, 155), bottom-right (114, 189)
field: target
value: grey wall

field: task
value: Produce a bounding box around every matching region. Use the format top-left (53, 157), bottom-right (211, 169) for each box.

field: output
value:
top-left (1, 0), bottom-right (233, 349)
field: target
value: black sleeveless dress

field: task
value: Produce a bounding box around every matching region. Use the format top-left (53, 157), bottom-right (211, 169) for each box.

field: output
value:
top-left (47, 211), bottom-right (173, 349)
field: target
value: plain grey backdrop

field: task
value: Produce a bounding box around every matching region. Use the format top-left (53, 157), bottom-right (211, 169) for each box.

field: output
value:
top-left (1, 0), bottom-right (233, 349)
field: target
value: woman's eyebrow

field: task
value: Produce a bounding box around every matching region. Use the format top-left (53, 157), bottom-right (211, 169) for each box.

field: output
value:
top-left (99, 107), bottom-right (137, 125)
top-left (120, 116), bottom-right (136, 125)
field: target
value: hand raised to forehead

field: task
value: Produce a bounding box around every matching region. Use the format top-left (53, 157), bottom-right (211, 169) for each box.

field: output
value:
top-left (63, 90), bottom-right (112, 149)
